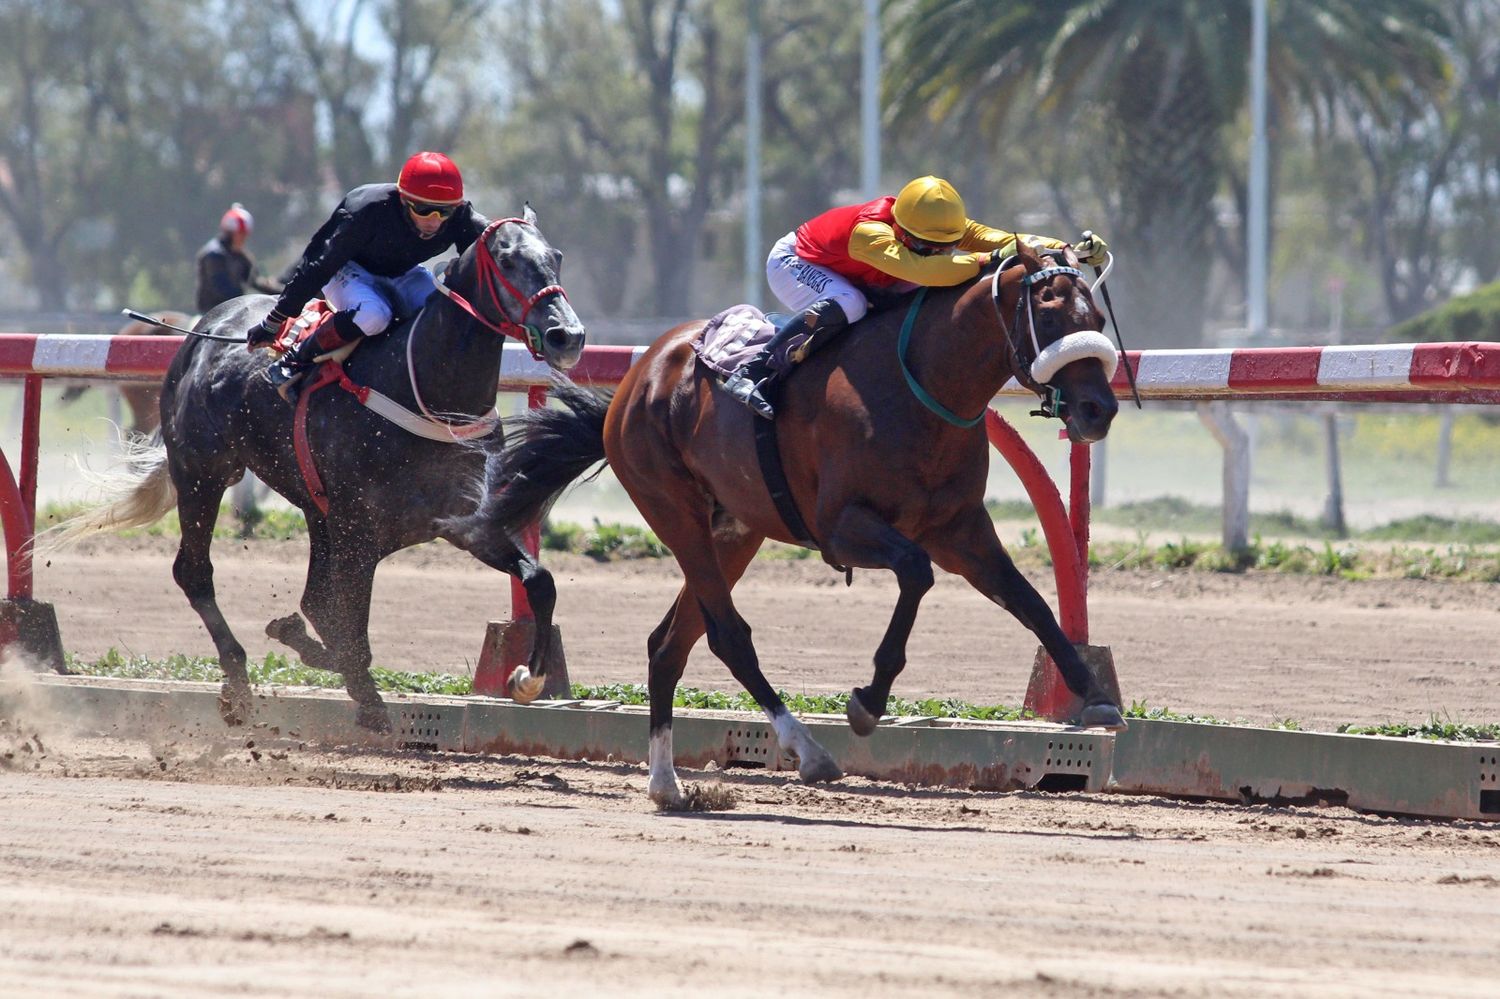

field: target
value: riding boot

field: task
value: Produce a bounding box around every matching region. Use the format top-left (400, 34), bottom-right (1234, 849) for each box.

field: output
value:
top-left (725, 299), bottom-right (850, 420)
top-left (265, 310), bottom-right (362, 404)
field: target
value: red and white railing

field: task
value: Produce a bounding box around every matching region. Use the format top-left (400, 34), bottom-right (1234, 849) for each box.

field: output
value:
top-left (2, 334), bottom-right (1496, 709)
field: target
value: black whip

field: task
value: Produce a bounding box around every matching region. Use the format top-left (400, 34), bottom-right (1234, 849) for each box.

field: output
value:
top-left (120, 308), bottom-right (247, 343)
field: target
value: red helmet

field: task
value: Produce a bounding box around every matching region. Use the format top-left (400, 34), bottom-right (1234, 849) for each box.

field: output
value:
top-left (397, 151), bottom-right (464, 205)
top-left (220, 203), bottom-right (254, 236)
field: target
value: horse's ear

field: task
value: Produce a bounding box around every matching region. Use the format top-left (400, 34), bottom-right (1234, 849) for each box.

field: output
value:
top-left (1015, 236), bottom-right (1043, 273)
top-left (523, 201), bottom-right (538, 226)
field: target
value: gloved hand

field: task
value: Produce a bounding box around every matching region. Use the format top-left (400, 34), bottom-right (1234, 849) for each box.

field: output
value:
top-left (247, 310), bottom-right (287, 352)
top-left (1073, 231), bottom-right (1109, 267)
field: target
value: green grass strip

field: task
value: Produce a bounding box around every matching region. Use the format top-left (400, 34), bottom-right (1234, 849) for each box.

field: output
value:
top-left (63, 651), bottom-right (1500, 740)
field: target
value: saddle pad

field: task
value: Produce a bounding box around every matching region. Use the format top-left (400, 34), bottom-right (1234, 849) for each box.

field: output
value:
top-left (692, 304), bottom-right (776, 380)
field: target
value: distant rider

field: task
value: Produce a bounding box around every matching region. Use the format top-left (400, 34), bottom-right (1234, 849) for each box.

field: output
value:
top-left (726, 175), bottom-right (1109, 419)
top-left (251, 151), bottom-right (491, 401)
top-left (195, 203), bottom-right (282, 313)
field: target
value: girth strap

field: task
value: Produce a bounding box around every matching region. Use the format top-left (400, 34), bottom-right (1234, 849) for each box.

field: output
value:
top-left (293, 364), bottom-right (344, 516)
top-left (753, 411), bottom-right (819, 550)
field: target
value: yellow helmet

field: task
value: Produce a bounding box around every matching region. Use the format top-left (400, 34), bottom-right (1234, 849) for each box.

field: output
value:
top-left (891, 176), bottom-right (966, 243)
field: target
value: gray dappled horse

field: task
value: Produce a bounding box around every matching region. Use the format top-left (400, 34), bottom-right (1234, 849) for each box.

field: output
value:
top-left (53, 209), bottom-right (584, 730)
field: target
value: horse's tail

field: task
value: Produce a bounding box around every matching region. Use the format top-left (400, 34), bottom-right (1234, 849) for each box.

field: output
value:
top-left (449, 375), bottom-right (612, 544)
top-left (38, 435), bottom-right (176, 551)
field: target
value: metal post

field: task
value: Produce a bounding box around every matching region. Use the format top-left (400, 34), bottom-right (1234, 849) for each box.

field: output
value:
top-left (1247, 0), bottom-right (1268, 342)
top-left (860, 0), bottom-right (881, 198)
top-left (743, 4), bottom-right (763, 307)
top-left (1068, 441), bottom-right (1091, 603)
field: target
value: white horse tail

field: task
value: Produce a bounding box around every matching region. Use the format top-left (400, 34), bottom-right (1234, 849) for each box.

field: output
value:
top-left (39, 436), bottom-right (176, 551)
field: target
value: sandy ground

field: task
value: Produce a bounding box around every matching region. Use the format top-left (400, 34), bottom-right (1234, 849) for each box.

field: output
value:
top-left (4, 535), bottom-right (1499, 995)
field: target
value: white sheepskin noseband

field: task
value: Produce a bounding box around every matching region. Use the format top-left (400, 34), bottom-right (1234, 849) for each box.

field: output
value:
top-left (1030, 330), bottom-right (1118, 384)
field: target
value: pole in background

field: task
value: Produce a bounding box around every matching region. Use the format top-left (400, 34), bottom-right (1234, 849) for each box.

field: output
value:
top-left (1247, 0), bottom-right (1268, 342)
top-left (860, 0), bottom-right (881, 198)
top-left (743, 4), bottom-right (763, 307)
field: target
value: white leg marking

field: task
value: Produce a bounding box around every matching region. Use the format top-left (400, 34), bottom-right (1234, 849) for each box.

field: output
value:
top-left (647, 728), bottom-right (684, 805)
top-left (765, 708), bottom-right (843, 784)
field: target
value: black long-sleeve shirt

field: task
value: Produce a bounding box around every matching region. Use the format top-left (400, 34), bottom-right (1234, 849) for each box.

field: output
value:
top-left (195, 236), bottom-right (281, 312)
top-left (273, 183), bottom-right (490, 319)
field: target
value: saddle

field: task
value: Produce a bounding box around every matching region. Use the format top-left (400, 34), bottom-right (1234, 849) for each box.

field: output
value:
top-left (269, 300), bottom-right (359, 365)
top-left (692, 304), bottom-right (779, 382)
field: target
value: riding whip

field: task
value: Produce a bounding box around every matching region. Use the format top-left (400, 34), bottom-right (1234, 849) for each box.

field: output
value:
top-left (120, 308), bottom-right (247, 343)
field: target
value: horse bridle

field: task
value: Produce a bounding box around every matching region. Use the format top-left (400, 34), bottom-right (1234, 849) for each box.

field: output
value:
top-left (988, 253), bottom-right (1119, 419)
top-left (433, 217), bottom-right (569, 359)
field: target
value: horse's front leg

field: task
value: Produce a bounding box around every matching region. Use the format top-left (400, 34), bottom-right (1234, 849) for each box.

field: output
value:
top-left (315, 539), bottom-right (389, 733)
top-left (820, 504), bottom-right (934, 736)
top-left (926, 506), bottom-right (1125, 730)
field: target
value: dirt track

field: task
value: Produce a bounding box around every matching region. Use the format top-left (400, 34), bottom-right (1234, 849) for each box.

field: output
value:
top-left (3, 535), bottom-right (1499, 995)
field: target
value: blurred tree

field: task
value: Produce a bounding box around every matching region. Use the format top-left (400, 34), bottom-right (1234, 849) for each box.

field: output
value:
top-left (278, 0), bottom-right (492, 190)
top-left (0, 2), bottom-right (147, 308)
top-left (496, 0), bottom-right (743, 317)
top-left (887, 0), bottom-right (1449, 348)
top-left (0, 1), bottom-right (316, 309)
top-left (1326, 0), bottom-right (1500, 323)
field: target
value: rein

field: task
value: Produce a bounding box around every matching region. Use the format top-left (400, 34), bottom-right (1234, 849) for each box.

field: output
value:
top-left (897, 288), bottom-right (986, 428)
top-left (432, 216), bottom-right (568, 359)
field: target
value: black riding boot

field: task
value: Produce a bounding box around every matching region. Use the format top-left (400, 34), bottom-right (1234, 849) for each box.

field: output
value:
top-left (265, 310), bottom-right (362, 404)
top-left (725, 299), bottom-right (850, 420)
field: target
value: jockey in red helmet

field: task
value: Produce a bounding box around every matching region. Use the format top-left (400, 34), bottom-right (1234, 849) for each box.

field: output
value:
top-left (195, 203), bottom-right (282, 313)
top-left (726, 175), bottom-right (1109, 419)
top-left (253, 151), bottom-right (491, 401)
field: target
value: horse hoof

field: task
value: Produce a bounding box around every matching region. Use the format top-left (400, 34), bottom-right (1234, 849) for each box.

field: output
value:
top-left (217, 685), bottom-right (252, 727)
top-left (648, 772), bottom-right (685, 808)
top-left (356, 702), bottom-right (392, 733)
top-left (265, 613), bottom-right (305, 644)
top-left (508, 666), bottom-right (545, 704)
top-left (845, 689), bottom-right (879, 737)
top-left (797, 750), bottom-right (844, 785)
top-left (1080, 702), bottom-right (1127, 731)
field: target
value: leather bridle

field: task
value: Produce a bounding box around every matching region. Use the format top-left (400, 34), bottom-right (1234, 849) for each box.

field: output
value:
top-left (434, 217), bottom-right (569, 359)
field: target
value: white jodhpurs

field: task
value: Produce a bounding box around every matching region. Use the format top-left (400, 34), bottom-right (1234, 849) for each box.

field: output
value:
top-left (764, 231), bottom-right (869, 323)
top-left (322, 261), bottom-right (438, 336)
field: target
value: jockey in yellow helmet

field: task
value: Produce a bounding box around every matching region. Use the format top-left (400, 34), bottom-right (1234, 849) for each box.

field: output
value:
top-left (726, 175), bottom-right (1108, 419)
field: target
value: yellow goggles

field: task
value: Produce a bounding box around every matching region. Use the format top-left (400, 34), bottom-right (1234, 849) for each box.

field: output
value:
top-left (404, 198), bottom-right (459, 221)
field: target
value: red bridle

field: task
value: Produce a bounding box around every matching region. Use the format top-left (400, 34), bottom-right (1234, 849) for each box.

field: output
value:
top-left (434, 217), bottom-right (568, 359)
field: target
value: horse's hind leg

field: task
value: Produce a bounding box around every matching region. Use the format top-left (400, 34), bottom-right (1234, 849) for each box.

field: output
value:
top-left (170, 467), bottom-right (251, 725)
top-left (640, 506), bottom-right (840, 803)
top-left (927, 507), bottom-right (1125, 730)
top-left (819, 504), bottom-right (935, 736)
top-left (446, 523), bottom-right (557, 704)
top-left (640, 525), bottom-right (764, 804)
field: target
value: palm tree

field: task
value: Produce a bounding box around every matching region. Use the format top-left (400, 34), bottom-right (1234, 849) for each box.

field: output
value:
top-left (887, 0), bottom-right (1449, 348)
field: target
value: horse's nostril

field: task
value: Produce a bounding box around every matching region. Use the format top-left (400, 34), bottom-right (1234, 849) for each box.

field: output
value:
top-left (544, 326), bottom-right (570, 349)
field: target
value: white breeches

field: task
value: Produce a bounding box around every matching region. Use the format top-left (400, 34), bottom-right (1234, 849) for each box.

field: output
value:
top-left (322, 261), bottom-right (437, 336)
top-left (764, 231), bottom-right (870, 323)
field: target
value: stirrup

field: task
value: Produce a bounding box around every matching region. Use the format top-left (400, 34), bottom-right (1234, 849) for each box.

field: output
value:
top-left (723, 371), bottom-right (775, 420)
top-left (264, 362), bottom-right (307, 404)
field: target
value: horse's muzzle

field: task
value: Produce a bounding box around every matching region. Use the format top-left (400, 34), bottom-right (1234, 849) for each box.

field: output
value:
top-left (544, 325), bottom-right (586, 370)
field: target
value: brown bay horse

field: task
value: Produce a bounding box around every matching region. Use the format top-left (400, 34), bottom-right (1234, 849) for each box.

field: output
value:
top-left (451, 241), bottom-right (1123, 805)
